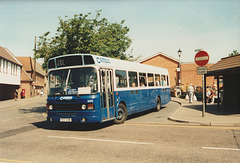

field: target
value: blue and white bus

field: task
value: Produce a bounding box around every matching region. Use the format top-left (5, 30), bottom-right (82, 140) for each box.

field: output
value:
top-left (46, 54), bottom-right (171, 124)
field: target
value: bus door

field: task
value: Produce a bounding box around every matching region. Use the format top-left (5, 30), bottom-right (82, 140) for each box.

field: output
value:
top-left (100, 69), bottom-right (115, 122)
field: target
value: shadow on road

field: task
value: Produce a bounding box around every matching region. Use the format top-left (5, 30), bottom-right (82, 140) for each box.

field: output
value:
top-left (126, 106), bottom-right (167, 121)
top-left (19, 106), bottom-right (46, 114)
top-left (32, 120), bottom-right (114, 131)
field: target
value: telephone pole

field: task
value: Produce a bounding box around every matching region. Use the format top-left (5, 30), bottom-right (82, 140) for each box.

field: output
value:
top-left (33, 36), bottom-right (37, 97)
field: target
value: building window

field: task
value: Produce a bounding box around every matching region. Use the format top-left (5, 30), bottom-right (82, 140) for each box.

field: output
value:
top-left (15, 64), bottom-right (17, 76)
top-left (0, 59), bottom-right (1, 72)
top-left (6, 61), bottom-right (8, 74)
top-left (3, 60), bottom-right (5, 73)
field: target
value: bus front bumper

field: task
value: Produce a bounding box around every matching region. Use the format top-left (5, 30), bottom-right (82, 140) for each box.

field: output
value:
top-left (47, 111), bottom-right (102, 123)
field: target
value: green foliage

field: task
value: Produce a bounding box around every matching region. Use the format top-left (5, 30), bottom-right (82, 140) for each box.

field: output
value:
top-left (35, 11), bottom-right (133, 69)
top-left (229, 50), bottom-right (239, 56)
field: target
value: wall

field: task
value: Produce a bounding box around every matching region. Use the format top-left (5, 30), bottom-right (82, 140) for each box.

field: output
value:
top-left (0, 58), bottom-right (21, 85)
top-left (223, 73), bottom-right (240, 113)
top-left (20, 82), bottom-right (31, 98)
top-left (181, 63), bottom-right (215, 87)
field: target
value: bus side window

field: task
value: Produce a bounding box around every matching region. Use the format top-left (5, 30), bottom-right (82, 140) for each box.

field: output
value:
top-left (161, 75), bottom-right (166, 86)
top-left (115, 70), bottom-right (127, 88)
top-left (128, 71), bottom-right (138, 87)
top-left (166, 75), bottom-right (169, 86)
top-left (155, 74), bottom-right (161, 86)
top-left (139, 72), bottom-right (147, 87)
top-left (147, 73), bottom-right (154, 87)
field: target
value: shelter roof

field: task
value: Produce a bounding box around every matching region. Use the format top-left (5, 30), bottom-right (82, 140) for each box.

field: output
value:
top-left (207, 54), bottom-right (240, 75)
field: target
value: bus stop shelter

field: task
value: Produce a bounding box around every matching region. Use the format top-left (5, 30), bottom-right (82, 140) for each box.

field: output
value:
top-left (205, 54), bottom-right (240, 113)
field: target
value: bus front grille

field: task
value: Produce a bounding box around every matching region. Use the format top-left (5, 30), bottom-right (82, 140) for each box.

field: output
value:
top-left (54, 104), bottom-right (81, 111)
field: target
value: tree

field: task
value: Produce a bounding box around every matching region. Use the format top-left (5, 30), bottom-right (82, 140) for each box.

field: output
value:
top-left (229, 50), bottom-right (239, 56)
top-left (35, 11), bottom-right (132, 69)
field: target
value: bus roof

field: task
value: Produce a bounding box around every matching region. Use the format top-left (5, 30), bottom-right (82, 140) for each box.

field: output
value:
top-left (48, 54), bottom-right (169, 74)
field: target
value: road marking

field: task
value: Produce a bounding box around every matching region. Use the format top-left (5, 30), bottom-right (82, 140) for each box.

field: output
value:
top-left (123, 122), bottom-right (240, 130)
top-left (202, 147), bottom-right (240, 151)
top-left (48, 136), bottom-right (154, 145)
top-left (0, 158), bottom-right (36, 163)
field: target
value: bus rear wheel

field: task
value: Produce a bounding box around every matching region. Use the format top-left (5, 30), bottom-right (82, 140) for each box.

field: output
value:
top-left (114, 103), bottom-right (127, 124)
top-left (155, 97), bottom-right (161, 111)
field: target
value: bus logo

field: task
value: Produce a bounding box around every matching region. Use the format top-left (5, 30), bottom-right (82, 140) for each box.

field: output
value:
top-left (96, 57), bottom-right (110, 64)
top-left (60, 96), bottom-right (73, 100)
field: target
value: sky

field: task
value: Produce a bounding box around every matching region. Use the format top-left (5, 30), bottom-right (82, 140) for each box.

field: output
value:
top-left (0, 0), bottom-right (239, 64)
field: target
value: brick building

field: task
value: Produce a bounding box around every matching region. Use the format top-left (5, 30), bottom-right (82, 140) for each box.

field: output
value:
top-left (140, 52), bottom-right (215, 88)
top-left (181, 62), bottom-right (215, 87)
top-left (16, 57), bottom-right (46, 98)
top-left (139, 52), bottom-right (179, 88)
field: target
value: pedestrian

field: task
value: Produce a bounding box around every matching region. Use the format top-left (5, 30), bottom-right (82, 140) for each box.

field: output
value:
top-left (40, 89), bottom-right (43, 96)
top-left (186, 83), bottom-right (189, 93)
top-left (180, 84), bottom-right (184, 95)
top-left (206, 88), bottom-right (211, 103)
top-left (212, 82), bottom-right (217, 91)
top-left (188, 83), bottom-right (194, 103)
top-left (15, 89), bottom-right (18, 101)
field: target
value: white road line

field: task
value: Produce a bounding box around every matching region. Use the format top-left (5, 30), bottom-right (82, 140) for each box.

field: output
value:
top-left (202, 147), bottom-right (240, 151)
top-left (48, 136), bottom-right (154, 145)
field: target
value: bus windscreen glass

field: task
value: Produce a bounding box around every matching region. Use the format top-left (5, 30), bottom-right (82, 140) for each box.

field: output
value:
top-left (48, 67), bottom-right (98, 96)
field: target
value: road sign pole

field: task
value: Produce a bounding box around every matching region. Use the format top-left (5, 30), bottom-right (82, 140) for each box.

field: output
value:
top-left (195, 50), bottom-right (209, 118)
top-left (202, 74), bottom-right (205, 117)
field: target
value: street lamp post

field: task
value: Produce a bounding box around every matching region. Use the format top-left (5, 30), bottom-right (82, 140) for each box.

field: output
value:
top-left (177, 49), bottom-right (182, 86)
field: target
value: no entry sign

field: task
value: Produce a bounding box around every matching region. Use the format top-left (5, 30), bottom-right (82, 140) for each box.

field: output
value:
top-left (194, 51), bottom-right (209, 66)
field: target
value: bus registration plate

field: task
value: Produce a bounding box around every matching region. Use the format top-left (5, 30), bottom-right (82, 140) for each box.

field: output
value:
top-left (60, 118), bottom-right (72, 122)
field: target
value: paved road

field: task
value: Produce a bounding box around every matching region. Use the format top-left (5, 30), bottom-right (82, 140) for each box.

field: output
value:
top-left (0, 98), bottom-right (239, 163)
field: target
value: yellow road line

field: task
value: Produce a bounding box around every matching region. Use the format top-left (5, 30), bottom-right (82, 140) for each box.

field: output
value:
top-left (0, 158), bottom-right (36, 163)
top-left (123, 122), bottom-right (240, 130)
top-left (0, 98), bottom-right (45, 112)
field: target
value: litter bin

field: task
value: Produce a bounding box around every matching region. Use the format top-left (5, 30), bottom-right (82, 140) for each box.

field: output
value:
top-left (21, 89), bottom-right (25, 99)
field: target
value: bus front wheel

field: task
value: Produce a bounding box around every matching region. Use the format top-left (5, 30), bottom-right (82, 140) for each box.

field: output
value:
top-left (155, 97), bottom-right (161, 111)
top-left (114, 103), bottom-right (127, 124)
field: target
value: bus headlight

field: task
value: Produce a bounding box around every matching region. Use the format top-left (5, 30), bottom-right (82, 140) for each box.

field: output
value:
top-left (82, 104), bottom-right (87, 110)
top-left (46, 104), bottom-right (53, 110)
top-left (48, 105), bottom-right (53, 110)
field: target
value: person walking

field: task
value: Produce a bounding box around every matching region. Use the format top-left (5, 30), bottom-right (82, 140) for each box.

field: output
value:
top-left (188, 83), bottom-right (194, 103)
top-left (15, 89), bottom-right (18, 101)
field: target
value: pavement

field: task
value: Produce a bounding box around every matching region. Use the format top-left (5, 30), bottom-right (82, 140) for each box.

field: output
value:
top-left (1, 96), bottom-right (240, 127)
top-left (169, 97), bottom-right (240, 127)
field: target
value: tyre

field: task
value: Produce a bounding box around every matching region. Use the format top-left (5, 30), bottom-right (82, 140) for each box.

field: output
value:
top-left (114, 103), bottom-right (127, 124)
top-left (155, 97), bottom-right (161, 111)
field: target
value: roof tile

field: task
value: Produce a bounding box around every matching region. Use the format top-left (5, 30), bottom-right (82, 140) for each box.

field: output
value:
top-left (208, 54), bottom-right (240, 72)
